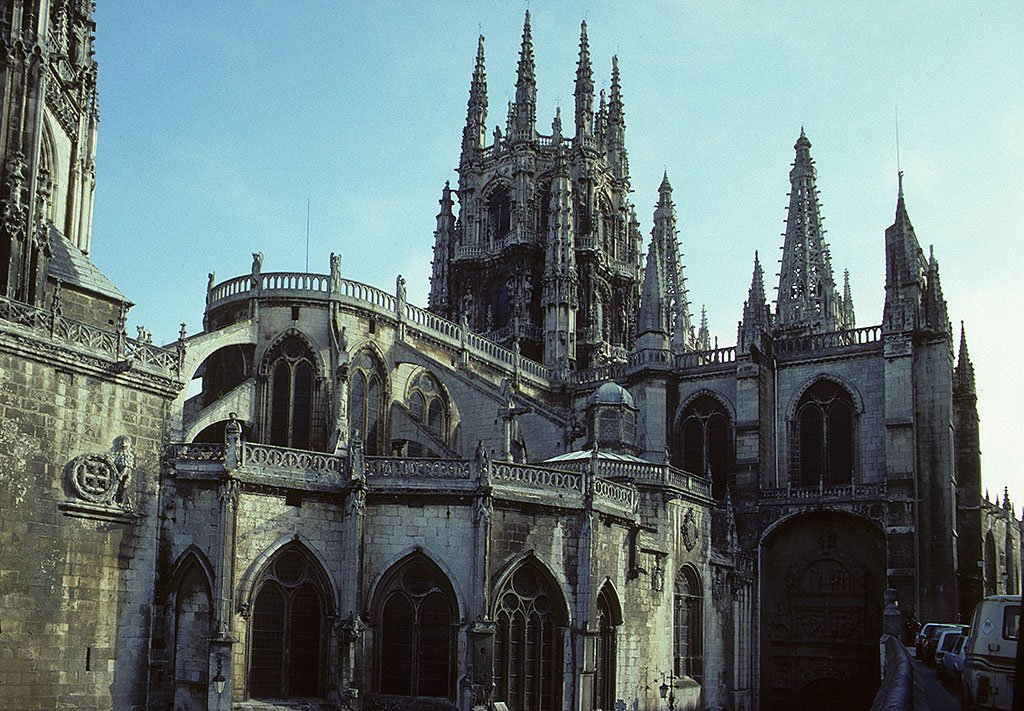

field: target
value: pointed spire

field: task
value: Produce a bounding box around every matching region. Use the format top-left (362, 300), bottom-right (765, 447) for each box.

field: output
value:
top-left (650, 174), bottom-right (694, 352)
top-left (461, 35), bottom-right (488, 160)
top-left (955, 321), bottom-right (976, 394)
top-left (512, 10), bottom-right (536, 139)
top-left (428, 181), bottom-right (457, 313)
top-left (605, 56), bottom-right (629, 178)
top-left (697, 306), bottom-right (711, 350)
top-left (775, 129), bottom-right (840, 336)
top-left (838, 269), bottom-right (856, 329)
top-left (636, 237), bottom-right (668, 347)
top-left (924, 245), bottom-right (950, 334)
top-left (574, 20), bottom-right (594, 140)
top-left (883, 172), bottom-right (928, 333)
top-left (738, 251), bottom-right (772, 352)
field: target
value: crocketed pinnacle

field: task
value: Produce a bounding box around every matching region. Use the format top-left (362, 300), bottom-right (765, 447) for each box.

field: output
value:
top-left (636, 237), bottom-right (666, 338)
top-left (955, 321), bottom-right (976, 394)
top-left (738, 251), bottom-right (772, 351)
top-left (461, 35), bottom-right (488, 157)
top-left (512, 10), bottom-right (536, 136)
top-left (650, 173), bottom-right (693, 351)
top-left (574, 20), bottom-right (593, 139)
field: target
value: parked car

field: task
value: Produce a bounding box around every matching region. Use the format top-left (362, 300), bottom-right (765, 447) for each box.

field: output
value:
top-left (934, 627), bottom-right (968, 668)
top-left (962, 594), bottom-right (1020, 711)
top-left (924, 623), bottom-right (962, 666)
top-left (916, 622), bottom-right (957, 659)
top-left (939, 634), bottom-right (965, 690)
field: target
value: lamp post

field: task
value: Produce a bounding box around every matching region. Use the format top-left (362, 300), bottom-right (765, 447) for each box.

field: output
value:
top-left (659, 672), bottom-right (676, 711)
top-left (212, 653), bottom-right (226, 696)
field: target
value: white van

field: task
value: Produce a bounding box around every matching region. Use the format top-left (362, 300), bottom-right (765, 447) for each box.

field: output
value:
top-left (961, 594), bottom-right (1020, 710)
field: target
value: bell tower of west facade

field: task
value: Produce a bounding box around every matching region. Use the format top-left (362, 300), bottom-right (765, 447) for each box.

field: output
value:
top-left (428, 14), bottom-right (643, 369)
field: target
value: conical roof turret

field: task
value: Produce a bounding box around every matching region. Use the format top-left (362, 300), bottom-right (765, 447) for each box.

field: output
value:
top-left (775, 129), bottom-right (840, 336)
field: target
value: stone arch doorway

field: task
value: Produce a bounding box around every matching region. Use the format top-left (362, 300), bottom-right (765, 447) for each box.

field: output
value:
top-left (760, 510), bottom-right (885, 710)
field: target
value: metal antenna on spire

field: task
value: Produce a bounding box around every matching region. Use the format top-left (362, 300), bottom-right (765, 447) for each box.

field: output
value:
top-left (305, 198), bottom-right (310, 272)
top-left (895, 106), bottom-right (901, 174)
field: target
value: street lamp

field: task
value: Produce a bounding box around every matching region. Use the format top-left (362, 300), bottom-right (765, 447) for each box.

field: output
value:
top-left (659, 672), bottom-right (676, 711)
top-left (213, 654), bottom-right (226, 695)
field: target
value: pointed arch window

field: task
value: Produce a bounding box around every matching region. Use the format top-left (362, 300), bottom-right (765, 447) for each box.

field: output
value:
top-left (249, 548), bottom-right (326, 700)
top-left (376, 556), bottom-right (456, 699)
top-left (678, 394), bottom-right (732, 500)
top-left (265, 336), bottom-right (318, 450)
top-left (674, 565), bottom-right (703, 682)
top-left (494, 563), bottom-right (566, 711)
top-left (407, 371), bottom-right (451, 457)
top-left (793, 380), bottom-right (855, 487)
top-left (593, 586), bottom-right (620, 710)
top-left (349, 351), bottom-right (385, 456)
top-left (487, 184), bottom-right (512, 242)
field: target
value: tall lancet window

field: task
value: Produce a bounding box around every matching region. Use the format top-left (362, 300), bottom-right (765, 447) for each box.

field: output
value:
top-left (494, 562), bottom-right (566, 711)
top-left (674, 565), bottom-right (703, 682)
top-left (793, 380), bottom-right (855, 487)
top-left (487, 183), bottom-right (512, 242)
top-left (266, 336), bottom-right (318, 450)
top-left (349, 350), bottom-right (386, 455)
top-left (678, 394), bottom-right (732, 500)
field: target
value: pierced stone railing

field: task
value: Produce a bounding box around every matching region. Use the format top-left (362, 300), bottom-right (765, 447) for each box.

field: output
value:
top-left (244, 442), bottom-right (346, 476)
top-left (364, 457), bottom-right (472, 481)
top-left (0, 295), bottom-right (183, 378)
top-left (553, 457), bottom-right (712, 499)
top-left (593, 477), bottom-right (638, 512)
top-left (166, 443), bottom-right (227, 462)
top-left (760, 480), bottom-right (886, 501)
top-left (775, 324), bottom-right (882, 356)
top-left (675, 346), bottom-right (737, 369)
top-left (491, 462), bottom-right (584, 495)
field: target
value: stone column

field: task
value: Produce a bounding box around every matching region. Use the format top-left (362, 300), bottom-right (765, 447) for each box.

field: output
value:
top-left (340, 436), bottom-right (367, 696)
top-left (210, 415), bottom-right (241, 709)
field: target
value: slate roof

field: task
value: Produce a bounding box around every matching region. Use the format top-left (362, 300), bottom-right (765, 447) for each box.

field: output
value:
top-left (46, 226), bottom-right (130, 303)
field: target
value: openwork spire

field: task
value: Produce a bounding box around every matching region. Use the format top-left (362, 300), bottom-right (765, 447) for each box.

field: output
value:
top-left (574, 21), bottom-right (594, 140)
top-left (604, 56), bottom-right (628, 178)
top-left (512, 10), bottom-right (536, 137)
top-left (650, 173), bottom-right (694, 351)
top-left (461, 35), bottom-right (488, 160)
top-left (775, 129), bottom-right (840, 336)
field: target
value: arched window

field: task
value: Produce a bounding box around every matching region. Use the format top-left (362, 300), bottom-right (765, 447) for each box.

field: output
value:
top-left (172, 563), bottom-right (211, 710)
top-left (793, 380), bottom-right (855, 487)
top-left (674, 565), bottom-right (703, 682)
top-left (678, 394), bottom-right (732, 500)
top-left (265, 336), bottom-right (318, 450)
top-left (494, 562), bottom-right (566, 711)
top-left (376, 556), bottom-right (456, 699)
top-left (249, 548), bottom-right (326, 700)
top-left (408, 371), bottom-right (450, 442)
top-left (487, 184), bottom-right (512, 242)
top-left (594, 585), bottom-right (619, 710)
top-left (349, 350), bottom-right (386, 456)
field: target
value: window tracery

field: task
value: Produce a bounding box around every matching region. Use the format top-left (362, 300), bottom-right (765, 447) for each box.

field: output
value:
top-left (678, 394), bottom-right (732, 500)
top-left (349, 350), bottom-right (386, 456)
top-left (494, 562), bottom-right (566, 711)
top-left (793, 380), bottom-right (855, 487)
top-left (265, 336), bottom-right (319, 450)
top-left (376, 556), bottom-right (456, 699)
top-left (674, 565), bottom-right (703, 682)
top-left (406, 371), bottom-right (451, 457)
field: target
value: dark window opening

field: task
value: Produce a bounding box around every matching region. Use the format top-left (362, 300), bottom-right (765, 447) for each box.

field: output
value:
top-left (793, 380), bottom-right (856, 488)
top-left (674, 566), bottom-right (703, 682)
top-left (678, 394), bottom-right (733, 500)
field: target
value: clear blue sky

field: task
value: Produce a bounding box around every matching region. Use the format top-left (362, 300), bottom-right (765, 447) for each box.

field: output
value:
top-left (90, 2), bottom-right (1022, 509)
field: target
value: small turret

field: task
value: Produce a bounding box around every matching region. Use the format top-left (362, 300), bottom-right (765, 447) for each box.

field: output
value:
top-left (923, 245), bottom-right (951, 334)
top-left (574, 21), bottom-right (594, 142)
top-left (542, 149), bottom-right (577, 367)
top-left (696, 307), bottom-right (711, 350)
top-left (511, 11), bottom-right (536, 141)
top-left (738, 251), bottom-right (772, 352)
top-left (838, 269), bottom-right (856, 329)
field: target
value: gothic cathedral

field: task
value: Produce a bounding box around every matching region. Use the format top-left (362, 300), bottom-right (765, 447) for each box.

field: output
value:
top-left (0, 5), bottom-right (1020, 711)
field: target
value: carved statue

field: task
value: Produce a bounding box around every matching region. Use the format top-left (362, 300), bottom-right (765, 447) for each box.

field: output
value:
top-left (251, 252), bottom-right (263, 284)
top-left (330, 252), bottom-right (341, 292)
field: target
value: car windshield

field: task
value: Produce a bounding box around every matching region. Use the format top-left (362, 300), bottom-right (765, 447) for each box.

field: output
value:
top-left (940, 633), bottom-right (959, 651)
top-left (1005, 605), bottom-right (1020, 640)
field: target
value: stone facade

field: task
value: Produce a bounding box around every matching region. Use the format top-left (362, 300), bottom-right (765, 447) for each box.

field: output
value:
top-left (1, 5), bottom-right (1022, 711)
